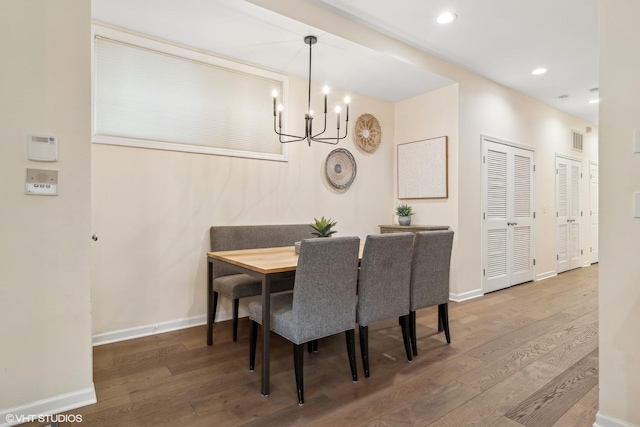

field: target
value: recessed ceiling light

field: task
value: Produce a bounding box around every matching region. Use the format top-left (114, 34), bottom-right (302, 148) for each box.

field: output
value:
top-left (589, 87), bottom-right (599, 93)
top-left (589, 99), bottom-right (600, 104)
top-left (532, 68), bottom-right (547, 75)
top-left (558, 95), bottom-right (569, 99)
top-left (437, 12), bottom-right (457, 24)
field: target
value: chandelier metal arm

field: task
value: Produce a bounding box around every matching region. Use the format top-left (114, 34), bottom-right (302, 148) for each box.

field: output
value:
top-left (309, 123), bottom-right (349, 145)
top-left (273, 108), bottom-right (311, 142)
top-left (271, 35), bottom-right (350, 146)
top-left (311, 114), bottom-right (327, 139)
top-left (274, 121), bottom-right (307, 140)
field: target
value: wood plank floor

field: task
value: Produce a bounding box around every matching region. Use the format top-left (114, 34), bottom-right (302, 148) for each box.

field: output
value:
top-left (27, 265), bottom-right (598, 426)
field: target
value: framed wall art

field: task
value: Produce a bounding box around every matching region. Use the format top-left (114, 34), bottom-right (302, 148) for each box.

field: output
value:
top-left (397, 136), bottom-right (448, 199)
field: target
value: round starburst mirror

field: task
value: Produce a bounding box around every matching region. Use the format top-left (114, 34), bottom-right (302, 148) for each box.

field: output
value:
top-left (354, 113), bottom-right (382, 153)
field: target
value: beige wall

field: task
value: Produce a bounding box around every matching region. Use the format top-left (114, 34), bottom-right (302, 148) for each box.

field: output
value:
top-left (456, 77), bottom-right (598, 295)
top-left (92, 66), bottom-right (395, 335)
top-left (92, 1), bottom-right (602, 336)
top-left (598, 0), bottom-right (640, 424)
top-left (0, 0), bottom-right (93, 410)
top-left (0, 1), bottom-right (617, 421)
top-left (394, 79), bottom-right (597, 297)
top-left (394, 84), bottom-right (460, 294)
top-left (254, 0), bottom-right (599, 300)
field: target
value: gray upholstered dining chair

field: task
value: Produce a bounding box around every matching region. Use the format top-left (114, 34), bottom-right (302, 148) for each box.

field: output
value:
top-left (248, 236), bottom-right (361, 405)
top-left (356, 233), bottom-right (414, 377)
top-left (409, 230), bottom-right (454, 356)
top-left (209, 224), bottom-right (314, 343)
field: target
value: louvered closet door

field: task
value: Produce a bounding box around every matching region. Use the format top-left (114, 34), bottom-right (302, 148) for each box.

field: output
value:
top-left (556, 156), bottom-right (582, 273)
top-left (484, 146), bottom-right (510, 292)
top-left (482, 140), bottom-right (535, 293)
top-left (511, 152), bottom-right (534, 285)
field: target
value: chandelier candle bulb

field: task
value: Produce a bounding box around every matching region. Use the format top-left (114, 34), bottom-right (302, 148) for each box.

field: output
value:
top-left (272, 90), bottom-right (278, 116)
top-left (323, 86), bottom-right (329, 113)
top-left (278, 104), bottom-right (283, 128)
top-left (344, 97), bottom-right (350, 121)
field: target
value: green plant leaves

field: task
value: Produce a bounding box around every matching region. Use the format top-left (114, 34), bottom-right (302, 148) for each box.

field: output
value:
top-left (395, 204), bottom-right (414, 216)
top-left (310, 216), bottom-right (337, 237)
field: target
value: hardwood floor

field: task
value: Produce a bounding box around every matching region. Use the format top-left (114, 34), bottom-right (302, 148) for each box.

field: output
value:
top-left (30, 265), bottom-right (598, 426)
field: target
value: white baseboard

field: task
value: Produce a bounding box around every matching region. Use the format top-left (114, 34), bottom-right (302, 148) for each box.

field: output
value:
top-left (583, 262), bottom-right (593, 268)
top-left (92, 314), bottom-right (207, 346)
top-left (594, 411), bottom-right (639, 427)
top-left (0, 385), bottom-right (96, 427)
top-left (536, 270), bottom-right (557, 281)
top-left (450, 288), bottom-right (483, 302)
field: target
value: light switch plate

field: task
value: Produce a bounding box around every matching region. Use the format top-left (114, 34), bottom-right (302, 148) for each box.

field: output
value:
top-left (635, 192), bottom-right (640, 218)
top-left (634, 129), bottom-right (640, 153)
top-left (25, 168), bottom-right (58, 196)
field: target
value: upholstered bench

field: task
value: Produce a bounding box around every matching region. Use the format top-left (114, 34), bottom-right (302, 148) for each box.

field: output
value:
top-left (208, 224), bottom-right (314, 344)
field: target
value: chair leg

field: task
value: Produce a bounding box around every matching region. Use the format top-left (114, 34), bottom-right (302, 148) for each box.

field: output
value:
top-left (359, 325), bottom-right (370, 378)
top-left (293, 343), bottom-right (305, 405)
top-left (212, 291), bottom-right (219, 323)
top-left (409, 311), bottom-right (418, 356)
top-left (208, 291), bottom-right (219, 346)
top-left (438, 307), bottom-right (444, 332)
top-left (345, 329), bottom-right (358, 382)
top-left (249, 320), bottom-right (258, 371)
top-left (307, 339), bottom-right (319, 353)
top-left (399, 315), bottom-right (413, 362)
top-left (439, 303), bottom-right (451, 344)
top-left (232, 299), bottom-right (240, 342)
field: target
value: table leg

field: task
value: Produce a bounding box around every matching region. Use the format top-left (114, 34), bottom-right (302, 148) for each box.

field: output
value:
top-left (207, 258), bottom-right (213, 346)
top-left (261, 274), bottom-right (271, 396)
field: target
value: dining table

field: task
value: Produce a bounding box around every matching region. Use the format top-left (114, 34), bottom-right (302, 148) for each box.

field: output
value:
top-left (207, 244), bottom-right (364, 396)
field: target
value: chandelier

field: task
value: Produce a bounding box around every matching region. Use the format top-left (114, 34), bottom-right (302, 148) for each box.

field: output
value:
top-left (272, 35), bottom-right (350, 146)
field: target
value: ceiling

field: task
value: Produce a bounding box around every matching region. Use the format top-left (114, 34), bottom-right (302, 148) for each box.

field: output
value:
top-left (92, 0), bottom-right (599, 124)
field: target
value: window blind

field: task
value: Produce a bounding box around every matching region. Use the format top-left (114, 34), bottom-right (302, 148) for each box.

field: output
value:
top-left (94, 35), bottom-right (286, 160)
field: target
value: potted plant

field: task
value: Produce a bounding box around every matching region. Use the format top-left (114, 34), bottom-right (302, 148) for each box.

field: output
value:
top-left (296, 217), bottom-right (337, 253)
top-left (395, 204), bottom-right (414, 226)
top-left (310, 216), bottom-right (337, 237)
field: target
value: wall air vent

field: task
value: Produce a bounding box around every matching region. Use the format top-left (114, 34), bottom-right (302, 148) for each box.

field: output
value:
top-left (572, 130), bottom-right (584, 152)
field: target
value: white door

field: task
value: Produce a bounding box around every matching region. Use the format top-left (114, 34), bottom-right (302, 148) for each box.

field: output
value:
top-left (482, 139), bottom-right (535, 293)
top-left (556, 156), bottom-right (582, 273)
top-left (590, 162), bottom-right (599, 264)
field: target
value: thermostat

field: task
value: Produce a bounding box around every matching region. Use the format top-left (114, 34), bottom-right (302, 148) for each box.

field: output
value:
top-left (28, 134), bottom-right (58, 161)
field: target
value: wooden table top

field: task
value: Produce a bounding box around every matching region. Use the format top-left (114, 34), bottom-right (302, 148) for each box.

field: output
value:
top-left (208, 246), bottom-right (300, 274)
top-left (208, 244), bottom-right (365, 275)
